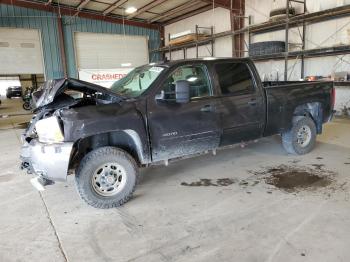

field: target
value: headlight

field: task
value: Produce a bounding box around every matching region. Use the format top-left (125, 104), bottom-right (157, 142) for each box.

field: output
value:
top-left (35, 116), bottom-right (64, 143)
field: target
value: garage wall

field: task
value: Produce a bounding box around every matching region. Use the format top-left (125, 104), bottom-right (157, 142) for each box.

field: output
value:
top-left (74, 32), bottom-right (149, 70)
top-left (0, 3), bottom-right (161, 79)
top-left (246, 0), bottom-right (350, 114)
top-left (62, 16), bottom-right (161, 77)
top-left (0, 28), bottom-right (45, 75)
top-left (164, 7), bottom-right (233, 60)
top-left (0, 4), bottom-right (63, 79)
top-left (245, 0), bottom-right (350, 81)
top-left (246, 0), bottom-right (350, 25)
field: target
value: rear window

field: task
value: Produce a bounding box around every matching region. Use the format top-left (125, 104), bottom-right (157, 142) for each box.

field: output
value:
top-left (214, 62), bottom-right (254, 96)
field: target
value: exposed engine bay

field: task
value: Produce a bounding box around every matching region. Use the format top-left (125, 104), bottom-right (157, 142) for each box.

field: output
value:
top-left (24, 78), bottom-right (122, 143)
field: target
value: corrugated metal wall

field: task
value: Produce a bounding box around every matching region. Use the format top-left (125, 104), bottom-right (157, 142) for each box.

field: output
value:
top-left (0, 3), bottom-right (161, 79)
top-left (0, 4), bottom-right (62, 79)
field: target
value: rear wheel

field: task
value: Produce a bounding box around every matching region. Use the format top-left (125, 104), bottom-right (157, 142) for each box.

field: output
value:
top-left (282, 116), bottom-right (317, 155)
top-left (75, 147), bottom-right (138, 209)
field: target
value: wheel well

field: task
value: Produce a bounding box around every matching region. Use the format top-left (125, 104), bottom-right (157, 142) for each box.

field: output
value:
top-left (69, 131), bottom-right (144, 170)
top-left (293, 102), bottom-right (323, 134)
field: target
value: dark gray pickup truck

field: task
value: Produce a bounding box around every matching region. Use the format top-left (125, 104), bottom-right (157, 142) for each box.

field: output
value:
top-left (20, 58), bottom-right (335, 208)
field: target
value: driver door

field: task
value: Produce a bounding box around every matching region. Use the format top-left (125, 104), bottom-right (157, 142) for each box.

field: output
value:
top-left (147, 63), bottom-right (221, 161)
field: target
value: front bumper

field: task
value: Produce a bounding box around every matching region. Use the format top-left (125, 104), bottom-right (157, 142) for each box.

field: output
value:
top-left (20, 139), bottom-right (74, 182)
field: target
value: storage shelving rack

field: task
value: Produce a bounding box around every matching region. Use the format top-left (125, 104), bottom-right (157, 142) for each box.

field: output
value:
top-left (284, 0), bottom-right (307, 80)
top-left (151, 2), bottom-right (350, 81)
top-left (165, 25), bottom-right (214, 60)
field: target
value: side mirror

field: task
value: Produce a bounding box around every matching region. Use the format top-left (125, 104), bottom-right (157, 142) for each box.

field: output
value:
top-left (175, 80), bottom-right (190, 103)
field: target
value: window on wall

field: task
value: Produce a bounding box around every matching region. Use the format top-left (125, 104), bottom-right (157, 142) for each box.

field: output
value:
top-left (215, 62), bottom-right (254, 96)
top-left (161, 64), bottom-right (212, 100)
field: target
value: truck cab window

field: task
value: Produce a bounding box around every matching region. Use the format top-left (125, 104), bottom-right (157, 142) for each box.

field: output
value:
top-left (215, 62), bottom-right (254, 96)
top-left (110, 66), bottom-right (164, 98)
top-left (161, 64), bottom-right (211, 100)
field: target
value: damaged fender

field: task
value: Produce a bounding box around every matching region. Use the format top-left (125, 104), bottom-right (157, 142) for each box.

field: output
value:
top-left (61, 104), bottom-right (151, 165)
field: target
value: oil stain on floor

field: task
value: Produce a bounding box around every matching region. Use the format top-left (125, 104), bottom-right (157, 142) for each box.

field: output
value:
top-left (181, 164), bottom-right (339, 193)
top-left (252, 164), bottom-right (335, 193)
top-left (181, 178), bottom-right (237, 187)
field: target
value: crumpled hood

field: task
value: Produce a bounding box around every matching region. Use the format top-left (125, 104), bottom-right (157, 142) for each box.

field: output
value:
top-left (32, 78), bottom-right (119, 108)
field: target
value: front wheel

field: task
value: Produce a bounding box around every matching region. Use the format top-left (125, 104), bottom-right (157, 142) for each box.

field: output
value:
top-left (282, 116), bottom-right (317, 155)
top-left (75, 147), bottom-right (139, 208)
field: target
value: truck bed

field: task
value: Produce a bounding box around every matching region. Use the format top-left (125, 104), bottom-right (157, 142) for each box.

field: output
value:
top-left (262, 81), bottom-right (334, 137)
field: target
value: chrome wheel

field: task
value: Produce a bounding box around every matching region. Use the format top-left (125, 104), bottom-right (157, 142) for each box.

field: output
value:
top-left (296, 125), bottom-right (312, 148)
top-left (91, 162), bottom-right (127, 197)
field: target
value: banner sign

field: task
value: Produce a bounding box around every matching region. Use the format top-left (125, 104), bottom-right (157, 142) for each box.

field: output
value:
top-left (78, 68), bottom-right (133, 88)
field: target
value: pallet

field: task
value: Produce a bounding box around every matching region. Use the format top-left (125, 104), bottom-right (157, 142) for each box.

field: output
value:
top-left (169, 33), bottom-right (209, 46)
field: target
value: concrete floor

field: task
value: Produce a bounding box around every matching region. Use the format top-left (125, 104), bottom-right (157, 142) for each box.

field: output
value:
top-left (1, 98), bottom-right (350, 262)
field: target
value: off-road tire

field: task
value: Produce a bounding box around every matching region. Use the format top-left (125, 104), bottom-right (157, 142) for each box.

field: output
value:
top-left (249, 41), bottom-right (286, 56)
top-left (282, 116), bottom-right (317, 155)
top-left (75, 147), bottom-right (139, 209)
top-left (269, 7), bottom-right (296, 17)
top-left (269, 14), bottom-right (288, 22)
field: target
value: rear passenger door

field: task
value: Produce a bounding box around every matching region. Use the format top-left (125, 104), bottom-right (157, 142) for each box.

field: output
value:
top-left (213, 61), bottom-right (265, 146)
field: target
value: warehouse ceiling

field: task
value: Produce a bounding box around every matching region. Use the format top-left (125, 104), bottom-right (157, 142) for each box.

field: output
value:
top-left (11, 0), bottom-right (233, 25)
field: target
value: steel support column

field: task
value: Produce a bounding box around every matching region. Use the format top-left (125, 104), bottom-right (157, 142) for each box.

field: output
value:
top-left (57, 17), bottom-right (67, 78)
top-left (284, 0), bottom-right (290, 81)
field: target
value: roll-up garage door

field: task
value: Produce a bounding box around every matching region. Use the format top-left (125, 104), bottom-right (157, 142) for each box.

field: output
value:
top-left (0, 28), bottom-right (44, 75)
top-left (74, 32), bottom-right (149, 69)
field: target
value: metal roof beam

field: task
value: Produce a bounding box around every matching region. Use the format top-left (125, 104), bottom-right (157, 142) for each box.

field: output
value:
top-left (77, 0), bottom-right (90, 10)
top-left (103, 0), bottom-right (128, 15)
top-left (1, 0), bottom-right (159, 29)
top-left (127, 0), bottom-right (169, 19)
top-left (200, 0), bottom-right (231, 10)
top-left (149, 1), bottom-right (201, 23)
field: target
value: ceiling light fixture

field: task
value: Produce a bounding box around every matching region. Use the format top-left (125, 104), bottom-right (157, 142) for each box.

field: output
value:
top-left (125, 7), bottom-right (137, 14)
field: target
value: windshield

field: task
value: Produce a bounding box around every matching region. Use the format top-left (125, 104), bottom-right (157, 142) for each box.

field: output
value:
top-left (110, 65), bottom-right (164, 97)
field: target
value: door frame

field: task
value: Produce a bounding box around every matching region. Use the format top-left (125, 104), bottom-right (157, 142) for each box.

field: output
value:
top-left (208, 59), bottom-right (267, 141)
top-left (146, 60), bottom-right (221, 161)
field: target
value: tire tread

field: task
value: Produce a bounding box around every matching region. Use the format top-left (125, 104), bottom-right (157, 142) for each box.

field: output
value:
top-left (282, 116), bottom-right (316, 155)
top-left (75, 147), bottom-right (138, 209)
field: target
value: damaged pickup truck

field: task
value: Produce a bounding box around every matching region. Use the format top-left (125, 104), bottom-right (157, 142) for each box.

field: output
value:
top-left (20, 58), bottom-right (335, 208)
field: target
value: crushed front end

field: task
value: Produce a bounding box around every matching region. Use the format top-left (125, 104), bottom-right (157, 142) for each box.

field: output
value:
top-left (20, 78), bottom-right (121, 188)
top-left (20, 112), bottom-right (74, 184)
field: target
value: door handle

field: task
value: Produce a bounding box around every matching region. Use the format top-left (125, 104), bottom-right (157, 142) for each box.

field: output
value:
top-left (247, 99), bottom-right (257, 106)
top-left (200, 104), bottom-right (215, 112)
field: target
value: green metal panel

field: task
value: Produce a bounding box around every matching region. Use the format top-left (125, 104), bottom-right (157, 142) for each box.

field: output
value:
top-left (0, 3), bottom-right (161, 79)
top-left (0, 3), bottom-right (63, 79)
